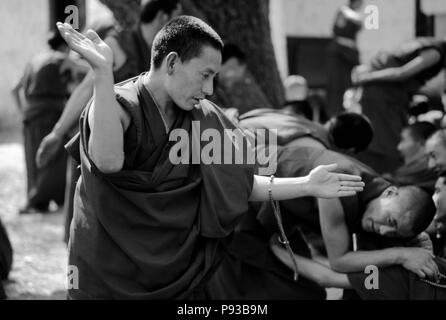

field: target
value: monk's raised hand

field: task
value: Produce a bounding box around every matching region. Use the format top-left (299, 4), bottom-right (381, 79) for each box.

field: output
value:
top-left (307, 163), bottom-right (364, 198)
top-left (56, 22), bottom-right (113, 71)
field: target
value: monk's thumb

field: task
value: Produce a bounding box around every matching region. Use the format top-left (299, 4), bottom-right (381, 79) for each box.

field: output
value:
top-left (322, 163), bottom-right (338, 172)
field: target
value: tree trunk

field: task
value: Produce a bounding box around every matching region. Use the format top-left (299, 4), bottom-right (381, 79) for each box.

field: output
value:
top-left (99, 0), bottom-right (141, 29)
top-left (187, 0), bottom-right (284, 107)
top-left (99, 0), bottom-right (284, 106)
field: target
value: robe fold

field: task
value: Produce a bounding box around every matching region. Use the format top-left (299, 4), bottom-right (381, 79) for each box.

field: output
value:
top-left (238, 108), bottom-right (330, 147)
top-left (66, 75), bottom-right (255, 299)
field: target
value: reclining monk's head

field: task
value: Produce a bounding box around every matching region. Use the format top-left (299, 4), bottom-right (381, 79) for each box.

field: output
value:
top-left (362, 185), bottom-right (436, 239)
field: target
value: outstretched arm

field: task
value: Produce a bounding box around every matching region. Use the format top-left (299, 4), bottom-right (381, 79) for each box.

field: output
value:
top-left (249, 163), bottom-right (364, 201)
top-left (353, 49), bottom-right (441, 85)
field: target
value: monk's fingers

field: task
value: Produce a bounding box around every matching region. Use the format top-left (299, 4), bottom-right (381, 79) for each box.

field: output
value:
top-left (339, 180), bottom-right (365, 187)
top-left (337, 190), bottom-right (357, 197)
top-left (57, 22), bottom-right (86, 45)
top-left (339, 186), bottom-right (363, 192)
top-left (428, 260), bottom-right (440, 281)
top-left (421, 265), bottom-right (437, 281)
top-left (416, 269), bottom-right (427, 279)
top-left (85, 29), bottom-right (103, 44)
top-left (336, 173), bottom-right (363, 182)
top-left (61, 22), bottom-right (86, 41)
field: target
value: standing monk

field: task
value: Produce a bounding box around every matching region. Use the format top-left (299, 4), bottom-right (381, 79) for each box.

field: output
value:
top-left (11, 31), bottom-right (73, 213)
top-left (58, 16), bottom-right (364, 299)
top-left (36, 0), bottom-right (182, 242)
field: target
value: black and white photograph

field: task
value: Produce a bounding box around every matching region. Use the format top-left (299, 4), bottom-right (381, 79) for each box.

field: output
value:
top-left (0, 0), bottom-right (446, 308)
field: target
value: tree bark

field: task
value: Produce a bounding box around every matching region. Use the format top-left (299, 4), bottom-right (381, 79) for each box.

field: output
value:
top-left (187, 0), bottom-right (284, 107)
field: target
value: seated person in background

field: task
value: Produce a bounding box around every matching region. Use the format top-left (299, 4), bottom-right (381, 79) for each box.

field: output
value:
top-left (426, 129), bottom-right (446, 176)
top-left (282, 75), bottom-right (313, 120)
top-left (210, 44), bottom-right (273, 114)
top-left (384, 121), bottom-right (437, 192)
top-left (239, 108), bottom-right (373, 155)
top-left (206, 143), bottom-right (436, 300)
top-left (271, 232), bottom-right (446, 300)
top-left (426, 174), bottom-right (446, 257)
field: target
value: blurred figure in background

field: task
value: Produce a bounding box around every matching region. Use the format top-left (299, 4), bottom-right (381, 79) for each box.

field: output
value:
top-left (353, 37), bottom-right (446, 173)
top-left (282, 75), bottom-right (313, 120)
top-left (427, 175), bottom-right (446, 257)
top-left (384, 121), bottom-right (437, 193)
top-left (425, 129), bottom-right (446, 176)
top-left (0, 218), bottom-right (12, 300)
top-left (326, 0), bottom-right (363, 117)
top-left (11, 31), bottom-right (76, 213)
top-left (211, 44), bottom-right (273, 114)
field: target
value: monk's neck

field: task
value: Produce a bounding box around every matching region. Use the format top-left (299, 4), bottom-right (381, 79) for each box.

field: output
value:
top-left (143, 73), bottom-right (178, 128)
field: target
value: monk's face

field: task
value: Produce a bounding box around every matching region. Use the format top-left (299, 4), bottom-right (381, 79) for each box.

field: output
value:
top-left (166, 45), bottom-right (221, 111)
top-left (433, 177), bottom-right (446, 224)
top-left (426, 134), bottom-right (446, 175)
top-left (361, 186), bottom-right (414, 238)
top-left (397, 129), bottom-right (423, 164)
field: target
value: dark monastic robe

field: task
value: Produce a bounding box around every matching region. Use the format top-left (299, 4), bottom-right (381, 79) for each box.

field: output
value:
top-left (64, 25), bottom-right (152, 243)
top-left (66, 75), bottom-right (255, 299)
top-left (108, 24), bottom-right (152, 84)
top-left (356, 38), bottom-right (446, 174)
top-left (388, 153), bottom-right (437, 194)
top-left (238, 108), bottom-right (331, 147)
top-left (204, 144), bottom-right (385, 300)
top-left (0, 218), bottom-right (12, 300)
top-left (21, 50), bottom-right (70, 209)
top-left (211, 71), bottom-right (273, 115)
top-left (204, 203), bottom-right (326, 299)
top-left (348, 254), bottom-right (446, 299)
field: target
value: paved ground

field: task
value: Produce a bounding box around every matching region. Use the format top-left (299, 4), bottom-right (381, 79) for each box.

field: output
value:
top-left (0, 136), bottom-right (67, 300)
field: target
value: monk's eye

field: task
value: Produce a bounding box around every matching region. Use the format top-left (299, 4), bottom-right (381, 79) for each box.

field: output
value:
top-left (201, 73), bottom-right (210, 80)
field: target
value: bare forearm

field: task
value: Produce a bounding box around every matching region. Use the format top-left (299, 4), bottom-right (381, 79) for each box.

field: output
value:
top-left (249, 175), bottom-right (310, 201)
top-left (88, 69), bottom-right (125, 173)
top-left (52, 73), bottom-right (94, 137)
top-left (271, 241), bottom-right (351, 288)
top-left (331, 247), bottom-right (403, 273)
top-left (364, 68), bottom-right (405, 83)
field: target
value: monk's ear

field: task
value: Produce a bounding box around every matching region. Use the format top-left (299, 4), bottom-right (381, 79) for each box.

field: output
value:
top-left (165, 52), bottom-right (179, 75)
top-left (383, 186), bottom-right (398, 198)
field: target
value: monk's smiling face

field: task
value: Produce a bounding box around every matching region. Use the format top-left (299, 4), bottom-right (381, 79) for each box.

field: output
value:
top-left (166, 45), bottom-right (221, 111)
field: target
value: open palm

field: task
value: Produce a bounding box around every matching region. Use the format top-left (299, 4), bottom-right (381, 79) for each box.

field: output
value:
top-left (308, 164), bottom-right (364, 198)
top-left (56, 22), bottom-right (113, 70)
